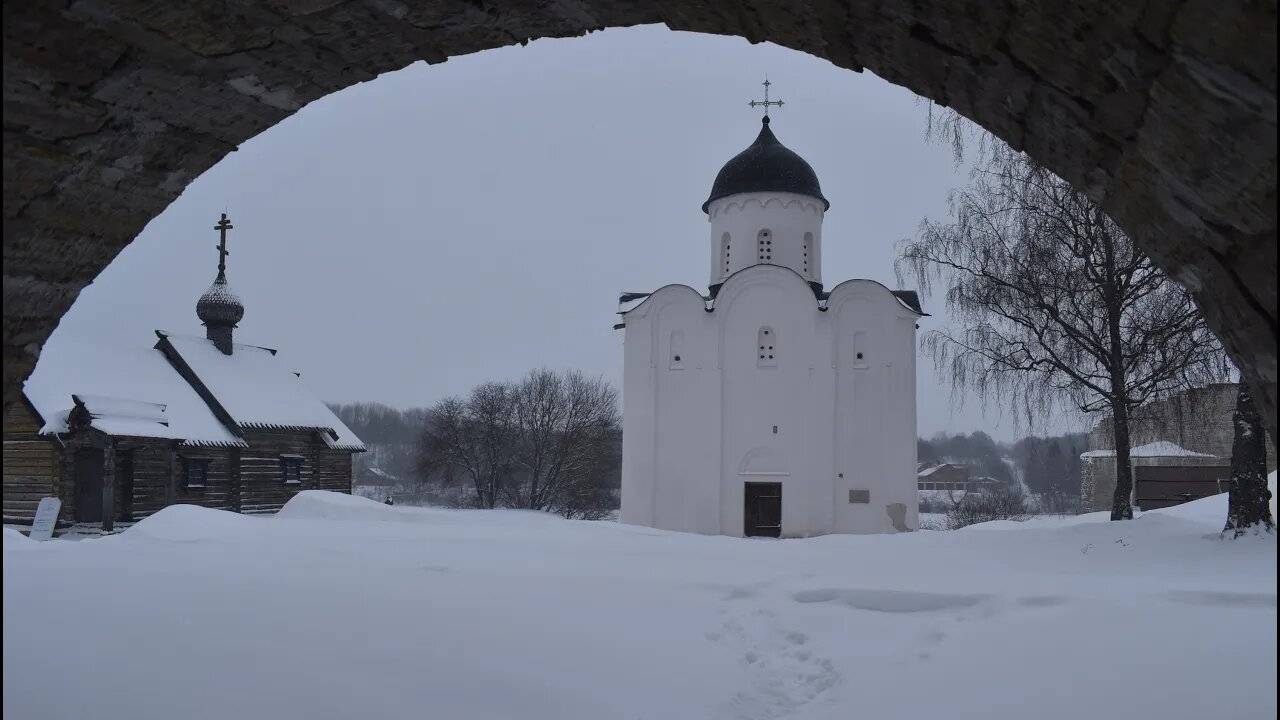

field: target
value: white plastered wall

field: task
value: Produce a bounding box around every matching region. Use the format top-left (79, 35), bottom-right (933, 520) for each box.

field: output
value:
top-left (621, 267), bottom-right (919, 537)
top-left (620, 284), bottom-right (721, 533)
top-left (827, 279), bottom-right (920, 533)
top-left (714, 266), bottom-right (830, 536)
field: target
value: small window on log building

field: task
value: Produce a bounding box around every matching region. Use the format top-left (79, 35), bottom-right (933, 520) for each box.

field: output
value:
top-left (183, 458), bottom-right (210, 488)
top-left (280, 455), bottom-right (304, 485)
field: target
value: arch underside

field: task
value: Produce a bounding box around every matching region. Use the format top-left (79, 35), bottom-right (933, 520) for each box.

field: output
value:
top-left (4, 1), bottom-right (1276, 435)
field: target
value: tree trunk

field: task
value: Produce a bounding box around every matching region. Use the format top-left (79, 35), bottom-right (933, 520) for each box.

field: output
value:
top-left (1100, 222), bottom-right (1134, 521)
top-left (528, 470), bottom-right (540, 510)
top-left (1110, 400), bottom-right (1135, 520)
top-left (1224, 383), bottom-right (1273, 536)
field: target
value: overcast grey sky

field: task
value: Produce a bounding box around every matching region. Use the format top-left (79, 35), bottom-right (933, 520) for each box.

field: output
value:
top-left (48, 25), bottom-right (1086, 442)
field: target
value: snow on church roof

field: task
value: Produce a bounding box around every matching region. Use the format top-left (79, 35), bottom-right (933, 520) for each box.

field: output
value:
top-left (23, 336), bottom-right (247, 447)
top-left (159, 332), bottom-right (365, 450)
top-left (69, 393), bottom-right (175, 439)
top-left (73, 394), bottom-right (168, 425)
top-left (1079, 441), bottom-right (1217, 459)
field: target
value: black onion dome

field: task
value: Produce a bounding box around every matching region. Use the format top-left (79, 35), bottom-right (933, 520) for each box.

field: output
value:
top-left (196, 273), bottom-right (245, 327)
top-left (702, 116), bottom-right (829, 213)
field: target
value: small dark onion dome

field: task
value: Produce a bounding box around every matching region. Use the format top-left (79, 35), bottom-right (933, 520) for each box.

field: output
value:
top-left (702, 116), bottom-right (829, 213)
top-left (196, 272), bottom-right (245, 328)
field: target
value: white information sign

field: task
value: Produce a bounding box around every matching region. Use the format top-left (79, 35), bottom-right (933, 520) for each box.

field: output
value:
top-left (30, 497), bottom-right (61, 541)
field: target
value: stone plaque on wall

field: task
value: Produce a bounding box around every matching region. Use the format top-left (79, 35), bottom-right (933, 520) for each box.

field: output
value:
top-left (848, 489), bottom-right (870, 504)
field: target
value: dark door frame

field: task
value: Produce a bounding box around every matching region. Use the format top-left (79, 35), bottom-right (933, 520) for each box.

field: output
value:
top-left (744, 481), bottom-right (782, 538)
top-left (73, 447), bottom-right (105, 524)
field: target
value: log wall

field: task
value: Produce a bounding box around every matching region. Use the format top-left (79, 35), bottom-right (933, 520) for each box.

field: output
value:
top-left (174, 447), bottom-right (237, 512)
top-left (239, 428), bottom-right (317, 515)
top-left (4, 408), bottom-right (357, 528)
top-left (122, 439), bottom-right (179, 520)
top-left (2, 401), bottom-right (60, 524)
top-left (315, 450), bottom-right (353, 493)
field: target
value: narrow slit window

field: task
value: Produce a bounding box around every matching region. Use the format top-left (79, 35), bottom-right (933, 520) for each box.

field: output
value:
top-left (852, 331), bottom-right (869, 369)
top-left (757, 327), bottom-right (777, 367)
top-left (722, 232), bottom-right (732, 276)
top-left (803, 232), bottom-right (812, 276)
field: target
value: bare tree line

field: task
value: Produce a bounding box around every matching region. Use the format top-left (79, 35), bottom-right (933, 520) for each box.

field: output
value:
top-left (328, 401), bottom-right (427, 487)
top-left (417, 368), bottom-right (621, 519)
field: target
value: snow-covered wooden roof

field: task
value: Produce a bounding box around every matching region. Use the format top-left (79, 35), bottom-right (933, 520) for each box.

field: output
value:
top-left (158, 332), bottom-right (365, 451)
top-left (23, 336), bottom-right (248, 447)
top-left (23, 332), bottom-right (364, 451)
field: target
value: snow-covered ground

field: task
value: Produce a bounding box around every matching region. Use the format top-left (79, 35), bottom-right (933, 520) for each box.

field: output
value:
top-left (4, 484), bottom-right (1276, 720)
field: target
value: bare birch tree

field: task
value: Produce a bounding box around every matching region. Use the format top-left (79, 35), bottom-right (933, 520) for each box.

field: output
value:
top-left (897, 150), bottom-right (1227, 520)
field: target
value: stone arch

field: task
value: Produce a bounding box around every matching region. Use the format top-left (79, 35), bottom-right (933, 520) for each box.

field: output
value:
top-left (3, 2), bottom-right (1275, 433)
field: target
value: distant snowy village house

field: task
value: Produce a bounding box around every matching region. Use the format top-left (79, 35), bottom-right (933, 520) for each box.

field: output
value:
top-left (915, 463), bottom-right (999, 494)
top-left (617, 89), bottom-right (925, 538)
top-left (2, 215), bottom-right (364, 532)
top-left (1080, 383), bottom-right (1277, 512)
top-left (916, 463), bottom-right (968, 492)
top-left (914, 463), bottom-right (1002, 513)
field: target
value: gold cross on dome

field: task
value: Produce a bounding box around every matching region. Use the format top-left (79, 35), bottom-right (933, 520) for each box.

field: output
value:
top-left (748, 77), bottom-right (784, 118)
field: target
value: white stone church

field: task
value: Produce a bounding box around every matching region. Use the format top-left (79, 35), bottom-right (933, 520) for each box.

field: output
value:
top-left (617, 113), bottom-right (925, 537)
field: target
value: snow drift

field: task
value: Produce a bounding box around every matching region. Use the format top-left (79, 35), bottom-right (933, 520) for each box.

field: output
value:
top-left (126, 503), bottom-right (266, 542)
top-left (4, 481), bottom-right (1275, 720)
top-left (275, 488), bottom-right (408, 522)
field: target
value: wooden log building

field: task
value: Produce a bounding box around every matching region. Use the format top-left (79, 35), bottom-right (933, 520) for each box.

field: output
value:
top-left (2, 214), bottom-right (364, 531)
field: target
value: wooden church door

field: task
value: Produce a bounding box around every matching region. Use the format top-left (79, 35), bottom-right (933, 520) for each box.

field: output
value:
top-left (744, 482), bottom-right (782, 537)
top-left (73, 448), bottom-right (104, 523)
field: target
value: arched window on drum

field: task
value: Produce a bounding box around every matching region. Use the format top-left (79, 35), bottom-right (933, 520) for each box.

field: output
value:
top-left (757, 229), bottom-right (773, 263)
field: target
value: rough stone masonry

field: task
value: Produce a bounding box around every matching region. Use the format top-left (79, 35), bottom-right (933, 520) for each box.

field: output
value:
top-left (3, 0), bottom-right (1276, 435)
